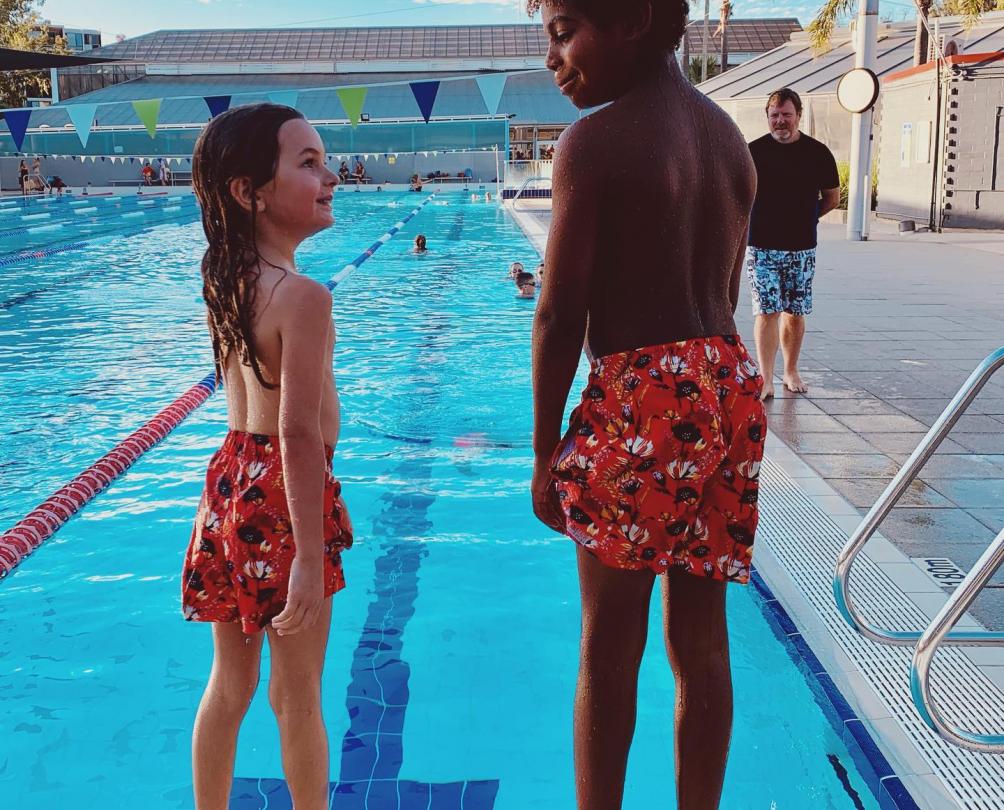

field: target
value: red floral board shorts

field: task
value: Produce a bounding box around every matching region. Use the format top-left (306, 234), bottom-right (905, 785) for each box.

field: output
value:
top-left (182, 431), bottom-right (353, 634)
top-left (550, 335), bottom-right (766, 583)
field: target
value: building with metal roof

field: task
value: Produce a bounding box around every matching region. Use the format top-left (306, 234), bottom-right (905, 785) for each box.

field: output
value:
top-left (699, 11), bottom-right (1004, 160)
top-left (682, 17), bottom-right (802, 70)
top-left (2, 19), bottom-right (807, 188)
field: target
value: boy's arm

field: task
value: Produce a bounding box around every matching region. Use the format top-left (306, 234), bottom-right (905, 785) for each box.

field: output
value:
top-left (531, 124), bottom-right (601, 528)
top-left (729, 232), bottom-right (749, 315)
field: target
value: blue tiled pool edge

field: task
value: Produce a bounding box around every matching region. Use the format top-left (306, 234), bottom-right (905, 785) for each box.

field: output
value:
top-left (749, 568), bottom-right (922, 810)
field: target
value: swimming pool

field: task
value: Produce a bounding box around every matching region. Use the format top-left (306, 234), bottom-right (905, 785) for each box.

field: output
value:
top-left (0, 191), bottom-right (883, 808)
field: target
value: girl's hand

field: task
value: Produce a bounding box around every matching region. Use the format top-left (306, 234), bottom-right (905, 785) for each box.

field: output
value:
top-left (272, 557), bottom-right (324, 636)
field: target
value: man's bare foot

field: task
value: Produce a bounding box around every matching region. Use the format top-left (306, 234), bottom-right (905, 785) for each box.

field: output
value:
top-left (762, 382), bottom-right (775, 400)
top-left (783, 373), bottom-right (808, 394)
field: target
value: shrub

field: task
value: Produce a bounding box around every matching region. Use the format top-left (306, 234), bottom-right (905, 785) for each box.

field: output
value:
top-left (836, 160), bottom-right (878, 210)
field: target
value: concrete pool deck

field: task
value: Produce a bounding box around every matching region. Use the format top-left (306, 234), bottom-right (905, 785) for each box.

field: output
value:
top-left (511, 205), bottom-right (1004, 809)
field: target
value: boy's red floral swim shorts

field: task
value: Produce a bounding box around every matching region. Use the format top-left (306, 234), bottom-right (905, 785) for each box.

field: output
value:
top-left (182, 431), bottom-right (353, 634)
top-left (550, 335), bottom-right (766, 584)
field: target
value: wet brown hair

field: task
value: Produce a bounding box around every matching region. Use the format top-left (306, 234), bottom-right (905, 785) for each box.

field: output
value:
top-left (766, 88), bottom-right (803, 115)
top-left (525, 0), bottom-right (689, 53)
top-left (191, 103), bottom-right (304, 389)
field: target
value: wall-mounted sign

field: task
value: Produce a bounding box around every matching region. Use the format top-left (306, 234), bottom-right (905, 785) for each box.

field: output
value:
top-left (837, 68), bottom-right (880, 114)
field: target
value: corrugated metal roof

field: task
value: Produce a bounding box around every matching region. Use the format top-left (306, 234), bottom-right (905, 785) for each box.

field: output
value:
top-left (699, 11), bottom-right (1004, 99)
top-left (683, 18), bottom-right (801, 54)
top-left (84, 25), bottom-right (549, 62)
top-left (30, 70), bottom-right (579, 127)
top-left (82, 19), bottom-right (801, 65)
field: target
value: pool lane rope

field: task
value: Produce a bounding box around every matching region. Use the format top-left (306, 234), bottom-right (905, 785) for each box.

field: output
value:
top-left (0, 193), bottom-right (438, 580)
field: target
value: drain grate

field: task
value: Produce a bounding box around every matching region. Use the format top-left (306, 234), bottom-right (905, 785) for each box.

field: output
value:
top-left (761, 457), bottom-right (1004, 809)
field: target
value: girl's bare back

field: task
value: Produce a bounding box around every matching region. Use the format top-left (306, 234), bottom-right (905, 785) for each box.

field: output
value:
top-left (222, 265), bottom-right (341, 448)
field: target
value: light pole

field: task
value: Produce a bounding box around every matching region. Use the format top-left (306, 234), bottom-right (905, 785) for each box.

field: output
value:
top-left (847, 0), bottom-right (879, 241)
top-left (701, 0), bottom-right (711, 83)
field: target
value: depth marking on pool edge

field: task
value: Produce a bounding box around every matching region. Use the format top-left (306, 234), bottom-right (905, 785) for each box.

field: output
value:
top-left (231, 194), bottom-right (499, 809)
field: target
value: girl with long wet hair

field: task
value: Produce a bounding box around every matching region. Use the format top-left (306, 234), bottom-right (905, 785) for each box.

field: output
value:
top-left (182, 103), bottom-right (352, 810)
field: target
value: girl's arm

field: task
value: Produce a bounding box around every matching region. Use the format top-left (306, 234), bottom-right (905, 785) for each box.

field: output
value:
top-left (271, 279), bottom-right (333, 636)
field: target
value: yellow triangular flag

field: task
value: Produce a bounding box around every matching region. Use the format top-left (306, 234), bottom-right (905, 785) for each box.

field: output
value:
top-left (131, 99), bottom-right (162, 139)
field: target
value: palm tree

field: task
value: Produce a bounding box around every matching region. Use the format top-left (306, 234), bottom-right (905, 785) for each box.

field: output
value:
top-left (688, 56), bottom-right (720, 83)
top-left (808, 0), bottom-right (1002, 60)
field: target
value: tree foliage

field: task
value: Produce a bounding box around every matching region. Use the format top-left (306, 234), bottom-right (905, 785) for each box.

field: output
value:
top-left (0, 0), bottom-right (68, 108)
top-left (808, 0), bottom-right (1003, 53)
top-left (688, 56), bottom-right (721, 83)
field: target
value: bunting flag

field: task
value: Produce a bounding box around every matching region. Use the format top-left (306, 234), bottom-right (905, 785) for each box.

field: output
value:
top-left (204, 95), bottom-right (232, 118)
top-left (3, 109), bottom-right (31, 152)
top-left (131, 99), bottom-right (162, 138)
top-left (475, 74), bottom-right (509, 116)
top-left (267, 90), bottom-right (298, 109)
top-left (65, 103), bottom-right (98, 148)
top-left (409, 81), bottom-right (440, 123)
top-left (336, 87), bottom-right (367, 128)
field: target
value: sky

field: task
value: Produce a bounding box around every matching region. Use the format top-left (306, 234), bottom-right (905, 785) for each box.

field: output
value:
top-left (40, 0), bottom-right (918, 41)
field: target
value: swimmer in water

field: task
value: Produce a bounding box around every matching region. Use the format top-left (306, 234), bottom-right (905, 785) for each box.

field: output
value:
top-left (515, 271), bottom-right (536, 298)
top-left (414, 234), bottom-right (428, 254)
top-left (508, 261), bottom-right (525, 281)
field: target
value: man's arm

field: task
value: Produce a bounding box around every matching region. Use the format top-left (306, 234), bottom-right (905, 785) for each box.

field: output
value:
top-left (818, 145), bottom-right (842, 218)
top-left (819, 187), bottom-right (840, 218)
top-left (531, 123), bottom-right (600, 463)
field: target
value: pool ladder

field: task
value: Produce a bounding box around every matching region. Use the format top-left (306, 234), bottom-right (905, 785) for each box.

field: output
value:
top-left (510, 175), bottom-right (552, 212)
top-left (834, 347), bottom-right (1004, 754)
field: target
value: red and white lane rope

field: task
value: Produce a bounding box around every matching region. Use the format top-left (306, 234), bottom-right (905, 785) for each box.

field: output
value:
top-left (0, 375), bottom-right (217, 578)
top-left (0, 193), bottom-right (440, 580)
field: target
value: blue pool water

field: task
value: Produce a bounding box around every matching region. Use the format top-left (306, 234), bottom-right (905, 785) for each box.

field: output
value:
top-left (0, 191), bottom-right (881, 808)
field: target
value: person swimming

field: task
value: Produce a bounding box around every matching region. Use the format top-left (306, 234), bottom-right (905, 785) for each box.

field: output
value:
top-left (515, 271), bottom-right (536, 298)
top-left (414, 234), bottom-right (428, 254)
top-left (508, 261), bottom-right (525, 281)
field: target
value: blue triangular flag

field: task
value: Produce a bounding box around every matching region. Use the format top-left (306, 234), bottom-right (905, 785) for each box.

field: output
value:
top-left (476, 74), bottom-right (509, 116)
top-left (4, 109), bottom-right (31, 152)
top-left (65, 103), bottom-right (98, 148)
top-left (267, 91), bottom-right (298, 109)
top-left (409, 81), bottom-right (440, 123)
top-left (204, 95), bottom-right (232, 118)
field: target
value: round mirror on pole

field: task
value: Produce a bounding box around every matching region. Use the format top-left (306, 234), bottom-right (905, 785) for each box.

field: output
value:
top-left (837, 67), bottom-right (880, 114)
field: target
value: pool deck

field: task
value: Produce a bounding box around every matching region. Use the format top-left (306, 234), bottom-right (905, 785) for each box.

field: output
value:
top-left (511, 204), bottom-right (1004, 810)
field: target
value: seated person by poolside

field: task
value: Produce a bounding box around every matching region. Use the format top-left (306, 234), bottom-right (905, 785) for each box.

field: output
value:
top-left (338, 162), bottom-right (350, 182)
top-left (142, 163), bottom-right (155, 185)
top-left (48, 176), bottom-right (67, 196)
top-left (352, 161), bottom-right (368, 183)
top-left (515, 271), bottom-right (536, 298)
top-left (414, 234), bottom-right (428, 254)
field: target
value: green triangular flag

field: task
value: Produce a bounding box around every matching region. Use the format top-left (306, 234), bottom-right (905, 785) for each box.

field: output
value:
top-left (336, 87), bottom-right (368, 128)
top-left (131, 98), bottom-right (162, 139)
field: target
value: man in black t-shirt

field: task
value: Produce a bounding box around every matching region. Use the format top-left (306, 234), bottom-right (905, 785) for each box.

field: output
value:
top-left (746, 88), bottom-right (840, 398)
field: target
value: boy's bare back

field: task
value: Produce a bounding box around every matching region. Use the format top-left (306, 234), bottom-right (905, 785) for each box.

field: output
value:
top-left (221, 266), bottom-right (341, 447)
top-left (547, 66), bottom-right (756, 359)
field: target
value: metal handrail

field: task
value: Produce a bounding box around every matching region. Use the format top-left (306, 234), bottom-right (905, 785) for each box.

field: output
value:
top-left (834, 346), bottom-right (1004, 647)
top-left (510, 175), bottom-right (551, 212)
top-left (911, 526), bottom-right (1004, 752)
